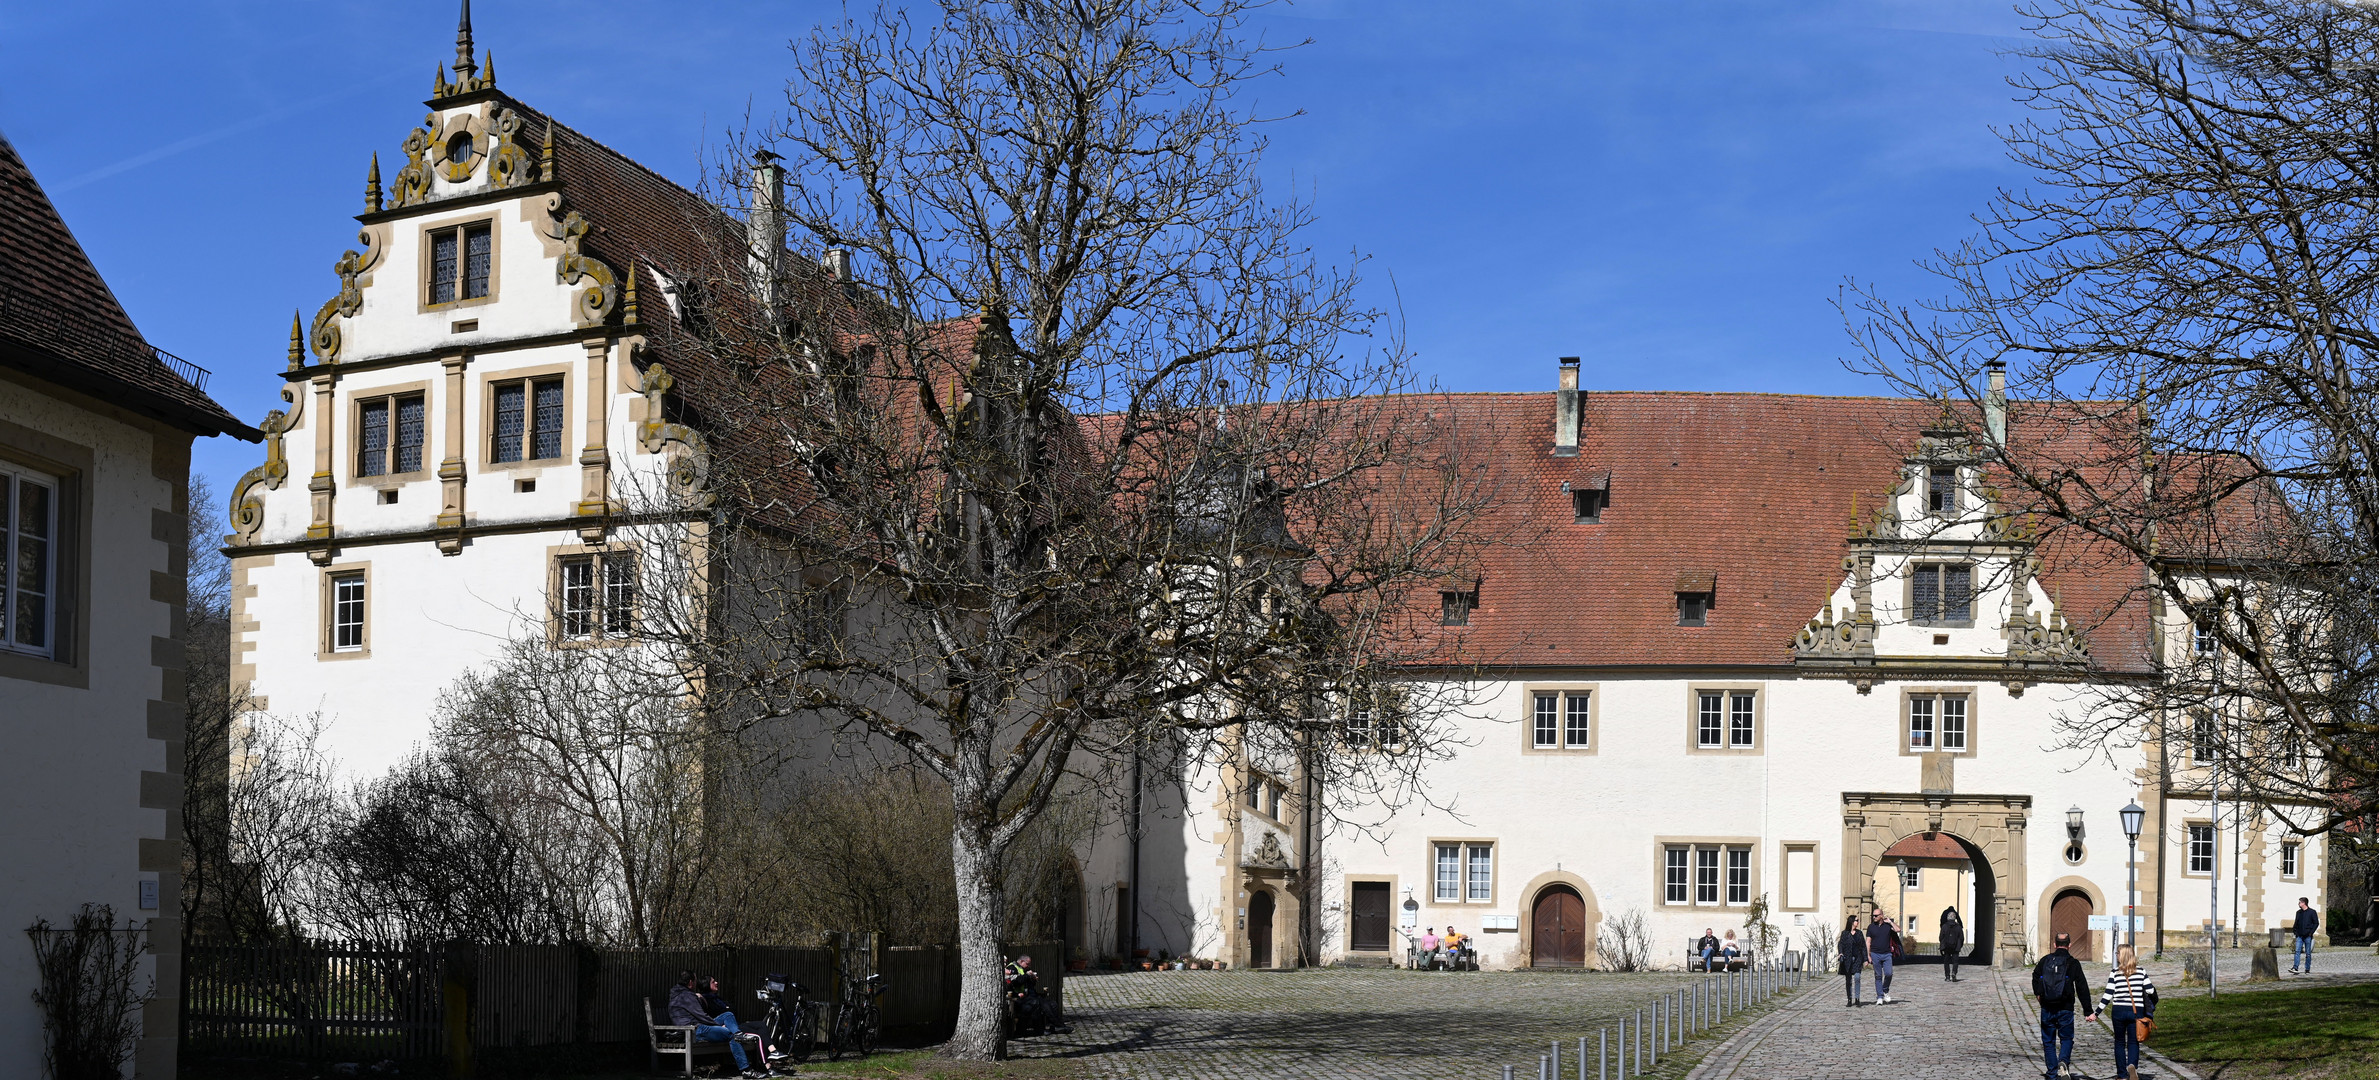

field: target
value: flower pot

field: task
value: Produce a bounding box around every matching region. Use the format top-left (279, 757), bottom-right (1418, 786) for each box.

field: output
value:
top-left (1067, 960), bottom-right (1088, 972)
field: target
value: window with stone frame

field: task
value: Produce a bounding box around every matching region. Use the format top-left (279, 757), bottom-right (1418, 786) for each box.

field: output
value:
top-left (492, 376), bottom-right (566, 463)
top-left (0, 463), bottom-right (58, 656)
top-left (1927, 465), bottom-right (1960, 515)
top-left (2187, 823), bottom-right (2215, 875)
top-left (1907, 692), bottom-right (1970, 752)
top-left (557, 551), bottom-right (636, 641)
top-left (1910, 562), bottom-right (1974, 625)
top-left (2281, 840), bottom-right (2301, 880)
top-left (355, 392), bottom-right (426, 477)
top-left (428, 221), bottom-right (493, 305)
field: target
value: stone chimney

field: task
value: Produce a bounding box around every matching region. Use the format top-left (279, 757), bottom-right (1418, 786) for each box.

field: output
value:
top-left (1984, 359), bottom-right (2007, 448)
top-left (748, 151), bottom-right (786, 304)
top-left (824, 247), bottom-right (852, 282)
top-left (1553, 356), bottom-right (1582, 456)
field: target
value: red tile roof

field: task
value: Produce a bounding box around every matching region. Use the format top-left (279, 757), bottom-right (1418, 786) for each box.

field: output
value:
top-left (1382, 390), bottom-right (2161, 675)
top-left (0, 135), bottom-right (254, 438)
top-left (1883, 834), bottom-right (1974, 861)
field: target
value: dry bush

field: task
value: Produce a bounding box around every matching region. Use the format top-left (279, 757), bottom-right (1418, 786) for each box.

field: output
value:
top-left (1595, 907), bottom-right (1652, 972)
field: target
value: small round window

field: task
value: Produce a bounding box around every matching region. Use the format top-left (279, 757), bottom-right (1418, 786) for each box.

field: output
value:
top-left (446, 132), bottom-right (475, 166)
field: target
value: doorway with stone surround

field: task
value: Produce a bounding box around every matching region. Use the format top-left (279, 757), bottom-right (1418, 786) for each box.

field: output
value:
top-left (1843, 791), bottom-right (2033, 967)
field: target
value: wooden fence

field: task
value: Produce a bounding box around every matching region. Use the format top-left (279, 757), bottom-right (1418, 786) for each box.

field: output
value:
top-left (183, 937), bottom-right (1062, 1065)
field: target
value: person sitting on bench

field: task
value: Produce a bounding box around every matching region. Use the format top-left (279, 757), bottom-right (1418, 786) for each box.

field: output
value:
top-left (1697, 929), bottom-right (1721, 971)
top-left (670, 970), bottom-right (767, 1078)
top-left (1721, 930), bottom-right (1743, 966)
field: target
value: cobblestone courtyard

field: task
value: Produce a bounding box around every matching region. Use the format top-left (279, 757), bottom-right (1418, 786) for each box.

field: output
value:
top-left (1015, 967), bottom-right (1802, 1079)
top-left (998, 950), bottom-right (2379, 1080)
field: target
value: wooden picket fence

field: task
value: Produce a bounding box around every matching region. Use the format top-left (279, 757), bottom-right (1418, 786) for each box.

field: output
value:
top-left (182, 936), bottom-right (1062, 1066)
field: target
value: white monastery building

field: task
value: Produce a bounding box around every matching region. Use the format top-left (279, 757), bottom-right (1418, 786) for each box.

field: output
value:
top-left (223, 11), bottom-right (2322, 977)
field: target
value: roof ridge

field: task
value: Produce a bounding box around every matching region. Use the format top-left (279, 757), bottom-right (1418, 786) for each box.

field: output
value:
top-left (510, 99), bottom-right (721, 221)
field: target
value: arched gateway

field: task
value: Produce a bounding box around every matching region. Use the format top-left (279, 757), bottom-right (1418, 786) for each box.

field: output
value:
top-left (1843, 792), bottom-right (2031, 968)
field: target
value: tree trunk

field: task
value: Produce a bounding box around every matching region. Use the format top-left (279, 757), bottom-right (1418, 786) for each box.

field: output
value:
top-left (946, 823), bottom-right (1007, 1060)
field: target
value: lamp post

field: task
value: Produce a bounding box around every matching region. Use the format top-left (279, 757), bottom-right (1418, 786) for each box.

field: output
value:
top-left (1895, 858), bottom-right (1909, 934)
top-left (2121, 801), bottom-right (2146, 952)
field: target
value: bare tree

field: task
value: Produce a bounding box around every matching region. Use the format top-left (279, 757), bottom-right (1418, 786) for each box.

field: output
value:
top-left (1843, 0), bottom-right (2379, 845)
top-left (622, 0), bottom-right (1504, 1057)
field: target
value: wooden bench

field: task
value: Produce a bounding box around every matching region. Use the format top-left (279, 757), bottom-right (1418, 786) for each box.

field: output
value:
top-left (645, 996), bottom-right (737, 1077)
top-left (1684, 940), bottom-right (1748, 972)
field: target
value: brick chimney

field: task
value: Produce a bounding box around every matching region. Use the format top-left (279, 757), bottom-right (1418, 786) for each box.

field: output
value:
top-left (1553, 357), bottom-right (1582, 456)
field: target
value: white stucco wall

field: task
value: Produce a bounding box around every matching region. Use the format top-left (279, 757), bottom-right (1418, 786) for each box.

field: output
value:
top-left (0, 379), bottom-right (177, 1079)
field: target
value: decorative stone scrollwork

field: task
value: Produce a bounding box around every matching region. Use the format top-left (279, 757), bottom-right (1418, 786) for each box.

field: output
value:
top-left (390, 124), bottom-right (434, 207)
top-left (228, 390), bottom-right (300, 545)
top-left (553, 207), bottom-right (619, 325)
top-left (485, 107), bottom-right (534, 188)
top-left (308, 227), bottom-right (383, 365)
top-left (1795, 604), bottom-right (1866, 658)
top-left (637, 364), bottom-right (714, 509)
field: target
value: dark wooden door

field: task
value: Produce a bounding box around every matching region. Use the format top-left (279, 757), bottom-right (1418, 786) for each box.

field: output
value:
top-left (1532, 885), bottom-right (1586, 968)
top-left (1350, 882), bottom-right (1391, 951)
top-left (2051, 889), bottom-right (2096, 961)
top-left (1249, 891), bottom-right (1276, 968)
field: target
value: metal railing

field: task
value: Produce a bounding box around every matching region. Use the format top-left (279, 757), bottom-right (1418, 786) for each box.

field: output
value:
top-left (0, 280), bottom-right (211, 392)
top-left (1494, 959), bottom-right (1806, 1080)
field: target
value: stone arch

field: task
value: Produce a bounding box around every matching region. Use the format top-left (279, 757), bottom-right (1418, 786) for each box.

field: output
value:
top-left (2036, 874), bottom-right (2108, 962)
top-left (1843, 792), bottom-right (2032, 968)
top-left (1514, 869), bottom-right (1602, 970)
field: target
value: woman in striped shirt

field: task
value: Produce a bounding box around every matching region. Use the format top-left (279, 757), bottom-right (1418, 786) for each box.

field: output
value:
top-left (2103, 945), bottom-right (2157, 1080)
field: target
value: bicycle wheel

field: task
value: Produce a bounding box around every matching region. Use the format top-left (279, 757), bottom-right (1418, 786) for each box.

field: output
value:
top-left (855, 1003), bottom-right (879, 1056)
top-left (783, 1002), bottom-right (815, 1063)
top-left (827, 1001), bottom-right (854, 1060)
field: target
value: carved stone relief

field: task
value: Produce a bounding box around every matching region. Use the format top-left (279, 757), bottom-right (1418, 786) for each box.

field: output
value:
top-left (307, 226), bottom-right (386, 365)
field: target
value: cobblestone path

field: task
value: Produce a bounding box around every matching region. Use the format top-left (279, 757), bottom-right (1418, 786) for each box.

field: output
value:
top-left (1686, 966), bottom-right (2043, 1080)
top-left (1685, 964), bottom-right (2224, 1080)
top-left (1016, 967), bottom-right (1803, 1080)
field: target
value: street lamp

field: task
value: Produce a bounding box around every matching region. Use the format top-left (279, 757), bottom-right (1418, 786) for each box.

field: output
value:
top-left (2120, 801), bottom-right (2146, 951)
top-left (1895, 858), bottom-right (1910, 933)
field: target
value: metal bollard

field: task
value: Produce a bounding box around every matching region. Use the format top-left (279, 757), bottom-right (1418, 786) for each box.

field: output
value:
top-left (1579, 1037), bottom-right (1589, 1080)
top-left (1505, 1066), bottom-right (1516, 1080)
top-left (1541, 1053), bottom-right (1553, 1080)
top-left (1636, 1008), bottom-right (1645, 1074)
top-left (1552, 1040), bottom-right (1561, 1077)
top-left (1599, 1027), bottom-right (1607, 1080)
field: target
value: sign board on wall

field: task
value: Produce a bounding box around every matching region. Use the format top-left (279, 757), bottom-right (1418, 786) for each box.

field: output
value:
top-left (1481, 914), bottom-right (1518, 931)
top-left (2087, 915), bottom-right (2145, 931)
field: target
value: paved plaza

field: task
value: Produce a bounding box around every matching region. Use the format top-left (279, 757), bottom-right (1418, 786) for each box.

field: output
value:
top-left (1008, 949), bottom-right (2379, 1080)
top-left (1019, 966), bottom-right (1804, 1079)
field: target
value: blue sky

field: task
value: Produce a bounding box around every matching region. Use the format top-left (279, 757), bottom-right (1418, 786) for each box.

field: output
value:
top-left (3, 0), bottom-right (2038, 500)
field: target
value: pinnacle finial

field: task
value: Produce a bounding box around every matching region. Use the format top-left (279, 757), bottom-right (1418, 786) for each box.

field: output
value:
top-left (623, 263), bottom-right (640, 324)
top-left (454, 0), bottom-right (477, 80)
top-left (539, 122), bottom-right (556, 182)
top-left (365, 153), bottom-right (383, 213)
top-left (435, 62), bottom-right (449, 96)
top-left (287, 310), bottom-right (305, 370)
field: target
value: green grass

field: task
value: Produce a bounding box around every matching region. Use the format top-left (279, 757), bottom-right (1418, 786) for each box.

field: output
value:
top-left (2151, 982), bottom-right (2379, 1080)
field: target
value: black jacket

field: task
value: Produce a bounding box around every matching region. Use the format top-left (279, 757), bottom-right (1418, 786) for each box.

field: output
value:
top-left (668, 985), bottom-right (716, 1027)
top-left (1939, 914), bottom-right (1965, 954)
top-left (2295, 907), bottom-right (2320, 936)
top-left (1837, 926), bottom-right (1868, 972)
top-left (2031, 950), bottom-right (2094, 1013)
top-left (1697, 934), bottom-right (1720, 953)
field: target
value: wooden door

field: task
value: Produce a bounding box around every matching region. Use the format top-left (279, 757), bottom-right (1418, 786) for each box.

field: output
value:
top-left (1350, 882), bottom-right (1391, 951)
top-left (1532, 885), bottom-right (1586, 968)
top-left (1249, 890), bottom-right (1276, 968)
top-left (2051, 889), bottom-right (2096, 961)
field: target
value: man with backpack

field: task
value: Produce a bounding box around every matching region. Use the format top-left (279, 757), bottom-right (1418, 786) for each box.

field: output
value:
top-left (2032, 932), bottom-right (2097, 1080)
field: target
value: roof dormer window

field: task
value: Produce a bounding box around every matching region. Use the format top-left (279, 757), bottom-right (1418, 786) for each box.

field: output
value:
top-left (428, 221), bottom-right (493, 306)
top-left (1927, 465), bottom-right (1960, 515)
top-left (1676, 569), bottom-right (1716, 627)
top-left (1440, 588), bottom-right (1477, 627)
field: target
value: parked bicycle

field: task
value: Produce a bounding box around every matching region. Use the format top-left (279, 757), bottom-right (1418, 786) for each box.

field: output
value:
top-left (827, 972), bottom-right (882, 1060)
top-left (754, 973), bottom-right (817, 1066)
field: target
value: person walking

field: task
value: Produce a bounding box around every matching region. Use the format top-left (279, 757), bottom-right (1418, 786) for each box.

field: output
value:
top-left (1867, 911), bottom-right (1903, 1004)
top-left (2292, 897), bottom-right (2320, 974)
top-left (2032, 932), bottom-right (2097, 1080)
top-left (2102, 945), bottom-right (2157, 1080)
top-left (1838, 920), bottom-right (1869, 1006)
top-left (1939, 907), bottom-right (1966, 982)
